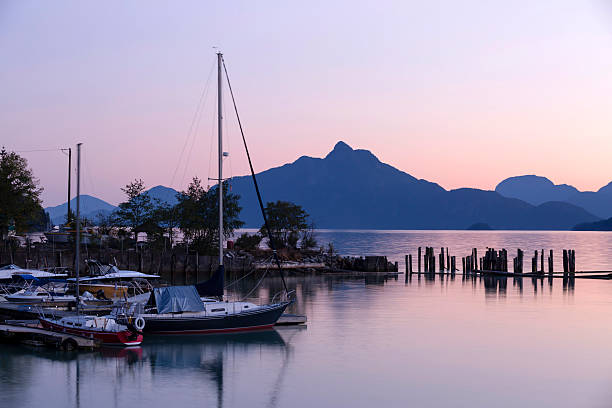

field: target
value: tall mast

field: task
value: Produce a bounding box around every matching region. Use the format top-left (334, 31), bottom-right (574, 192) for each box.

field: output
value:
top-left (217, 52), bottom-right (224, 267)
top-left (67, 147), bottom-right (71, 225)
top-left (75, 143), bottom-right (82, 314)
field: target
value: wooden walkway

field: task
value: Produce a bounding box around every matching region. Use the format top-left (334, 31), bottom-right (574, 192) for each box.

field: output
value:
top-left (275, 314), bottom-right (307, 326)
top-left (0, 321), bottom-right (100, 350)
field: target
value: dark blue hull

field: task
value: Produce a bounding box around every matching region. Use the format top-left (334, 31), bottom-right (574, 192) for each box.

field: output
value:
top-left (143, 302), bottom-right (290, 334)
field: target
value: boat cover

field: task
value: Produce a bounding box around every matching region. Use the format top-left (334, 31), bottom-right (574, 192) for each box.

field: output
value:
top-left (153, 286), bottom-right (205, 314)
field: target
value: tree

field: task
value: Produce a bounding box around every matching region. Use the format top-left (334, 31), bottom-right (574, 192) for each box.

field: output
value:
top-left (152, 200), bottom-right (180, 248)
top-left (300, 225), bottom-right (317, 250)
top-left (260, 201), bottom-right (314, 249)
top-left (234, 233), bottom-right (262, 251)
top-left (0, 148), bottom-right (44, 238)
top-left (114, 179), bottom-right (157, 241)
top-left (176, 177), bottom-right (244, 254)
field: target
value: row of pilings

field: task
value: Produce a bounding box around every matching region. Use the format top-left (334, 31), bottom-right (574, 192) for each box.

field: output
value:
top-left (403, 247), bottom-right (578, 279)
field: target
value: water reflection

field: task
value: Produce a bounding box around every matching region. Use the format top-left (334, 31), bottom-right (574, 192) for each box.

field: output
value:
top-left (144, 330), bottom-right (290, 408)
top-left (0, 328), bottom-right (301, 408)
top-left (483, 276), bottom-right (507, 298)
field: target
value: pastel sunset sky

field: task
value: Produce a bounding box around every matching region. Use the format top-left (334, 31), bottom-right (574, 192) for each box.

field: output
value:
top-left (1, 0), bottom-right (611, 206)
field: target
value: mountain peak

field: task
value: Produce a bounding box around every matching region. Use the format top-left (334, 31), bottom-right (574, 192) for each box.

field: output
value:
top-left (333, 141), bottom-right (353, 152)
top-left (495, 175), bottom-right (579, 206)
top-left (325, 141), bottom-right (353, 158)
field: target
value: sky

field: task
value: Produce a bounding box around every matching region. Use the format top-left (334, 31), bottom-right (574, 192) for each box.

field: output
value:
top-left (1, 0), bottom-right (612, 207)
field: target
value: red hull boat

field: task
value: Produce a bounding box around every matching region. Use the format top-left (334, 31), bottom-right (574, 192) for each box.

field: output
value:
top-left (40, 316), bottom-right (143, 346)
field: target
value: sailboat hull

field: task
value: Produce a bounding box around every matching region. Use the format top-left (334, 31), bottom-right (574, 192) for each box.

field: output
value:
top-left (39, 318), bottom-right (143, 346)
top-left (142, 302), bottom-right (290, 335)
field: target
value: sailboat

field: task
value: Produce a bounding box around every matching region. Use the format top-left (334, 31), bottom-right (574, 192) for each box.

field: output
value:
top-left (39, 143), bottom-right (144, 346)
top-left (141, 52), bottom-right (292, 334)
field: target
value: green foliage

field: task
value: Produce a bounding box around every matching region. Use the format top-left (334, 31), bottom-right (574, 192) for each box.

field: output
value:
top-left (26, 208), bottom-right (51, 232)
top-left (234, 232), bottom-right (262, 251)
top-left (176, 177), bottom-right (244, 254)
top-left (0, 148), bottom-right (44, 237)
top-left (152, 200), bottom-right (179, 247)
top-left (260, 201), bottom-right (314, 249)
top-left (114, 179), bottom-right (158, 240)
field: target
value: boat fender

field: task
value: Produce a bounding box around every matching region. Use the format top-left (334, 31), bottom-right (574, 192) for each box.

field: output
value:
top-left (61, 338), bottom-right (78, 351)
top-left (134, 316), bottom-right (145, 331)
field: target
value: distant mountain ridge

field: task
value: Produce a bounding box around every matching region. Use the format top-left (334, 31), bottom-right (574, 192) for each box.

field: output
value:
top-left (227, 141), bottom-right (599, 229)
top-left (495, 175), bottom-right (579, 205)
top-left (45, 195), bottom-right (117, 226)
top-left (147, 185), bottom-right (179, 206)
top-left (44, 143), bottom-right (604, 230)
top-left (496, 175), bottom-right (612, 219)
top-left (573, 217), bottom-right (612, 231)
top-left (44, 185), bottom-right (179, 225)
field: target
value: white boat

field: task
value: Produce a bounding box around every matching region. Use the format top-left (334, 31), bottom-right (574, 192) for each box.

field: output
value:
top-left (65, 261), bottom-right (158, 299)
top-left (67, 261), bottom-right (160, 283)
top-left (5, 286), bottom-right (76, 304)
top-left (0, 264), bottom-right (68, 282)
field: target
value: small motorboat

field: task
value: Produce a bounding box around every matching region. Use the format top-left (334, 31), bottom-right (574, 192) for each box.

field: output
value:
top-left (66, 260), bottom-right (160, 299)
top-left (5, 286), bottom-right (76, 305)
top-left (0, 264), bottom-right (68, 282)
top-left (39, 315), bottom-right (144, 346)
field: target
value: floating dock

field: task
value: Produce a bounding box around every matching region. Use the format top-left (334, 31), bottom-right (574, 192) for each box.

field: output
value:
top-left (275, 314), bottom-right (307, 326)
top-left (0, 321), bottom-right (100, 350)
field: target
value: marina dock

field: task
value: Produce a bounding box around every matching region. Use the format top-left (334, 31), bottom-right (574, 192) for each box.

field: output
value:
top-left (0, 321), bottom-right (100, 350)
top-left (275, 314), bottom-right (307, 326)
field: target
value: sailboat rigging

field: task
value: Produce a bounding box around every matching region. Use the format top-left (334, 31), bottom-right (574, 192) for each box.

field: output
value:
top-left (141, 52), bottom-right (292, 334)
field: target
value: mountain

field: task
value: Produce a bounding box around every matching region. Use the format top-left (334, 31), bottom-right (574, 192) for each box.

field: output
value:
top-left (495, 175), bottom-right (578, 206)
top-left (573, 217), bottom-right (612, 231)
top-left (43, 143), bottom-right (601, 230)
top-left (44, 186), bottom-right (180, 226)
top-left (228, 141), bottom-right (599, 229)
top-left (146, 185), bottom-right (179, 206)
top-left (496, 176), bottom-right (612, 219)
top-left (45, 195), bottom-right (117, 225)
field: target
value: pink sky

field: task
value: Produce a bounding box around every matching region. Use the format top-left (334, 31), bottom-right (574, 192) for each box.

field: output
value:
top-left (1, 1), bottom-right (612, 206)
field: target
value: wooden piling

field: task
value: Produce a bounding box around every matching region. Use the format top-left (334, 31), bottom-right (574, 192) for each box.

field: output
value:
top-left (547, 250), bottom-right (553, 275)
top-left (549, 250), bottom-right (553, 274)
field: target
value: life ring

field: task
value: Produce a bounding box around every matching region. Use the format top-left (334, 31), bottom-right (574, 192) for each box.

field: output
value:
top-left (134, 316), bottom-right (145, 331)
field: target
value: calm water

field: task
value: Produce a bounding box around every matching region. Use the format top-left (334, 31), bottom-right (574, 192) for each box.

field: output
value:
top-left (3, 230), bottom-right (612, 408)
